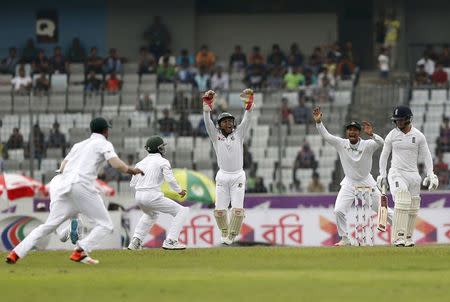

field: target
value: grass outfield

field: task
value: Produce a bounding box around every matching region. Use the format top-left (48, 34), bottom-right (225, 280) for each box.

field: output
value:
top-left (1, 246), bottom-right (450, 302)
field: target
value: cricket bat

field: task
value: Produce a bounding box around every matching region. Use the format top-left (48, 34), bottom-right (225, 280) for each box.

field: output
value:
top-left (377, 183), bottom-right (388, 232)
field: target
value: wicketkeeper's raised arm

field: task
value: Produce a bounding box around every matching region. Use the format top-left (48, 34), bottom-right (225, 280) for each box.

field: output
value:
top-left (313, 107), bottom-right (342, 146)
top-left (235, 88), bottom-right (254, 138)
top-left (378, 136), bottom-right (392, 178)
top-left (202, 90), bottom-right (218, 140)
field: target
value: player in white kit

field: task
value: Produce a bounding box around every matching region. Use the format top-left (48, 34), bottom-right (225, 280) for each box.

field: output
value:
top-left (203, 89), bottom-right (253, 245)
top-left (127, 136), bottom-right (189, 250)
top-left (5, 117), bottom-right (143, 264)
top-left (313, 107), bottom-right (393, 246)
top-left (378, 105), bottom-right (438, 247)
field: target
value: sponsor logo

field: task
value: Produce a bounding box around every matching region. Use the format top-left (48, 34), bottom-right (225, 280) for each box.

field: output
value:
top-left (415, 218), bottom-right (437, 243)
top-left (319, 216), bottom-right (339, 246)
top-left (0, 216), bottom-right (44, 250)
top-left (144, 224), bottom-right (166, 248)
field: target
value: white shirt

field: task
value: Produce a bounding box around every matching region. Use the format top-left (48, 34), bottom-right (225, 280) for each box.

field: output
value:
top-left (416, 58), bottom-right (435, 75)
top-left (316, 122), bottom-right (384, 186)
top-left (11, 76), bottom-right (31, 91)
top-left (130, 153), bottom-right (181, 193)
top-left (204, 110), bottom-right (251, 173)
top-left (210, 73), bottom-right (229, 90)
top-left (61, 133), bottom-right (118, 191)
top-left (378, 54), bottom-right (389, 71)
top-left (379, 126), bottom-right (433, 178)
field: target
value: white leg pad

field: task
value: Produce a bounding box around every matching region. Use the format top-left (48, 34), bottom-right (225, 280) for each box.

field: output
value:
top-left (214, 209), bottom-right (229, 237)
top-left (228, 208), bottom-right (245, 240)
top-left (406, 196), bottom-right (421, 240)
top-left (392, 191), bottom-right (412, 243)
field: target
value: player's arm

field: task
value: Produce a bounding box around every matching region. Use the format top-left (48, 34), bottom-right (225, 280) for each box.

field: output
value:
top-left (312, 107), bottom-right (342, 147)
top-left (378, 133), bottom-right (392, 179)
top-left (162, 161), bottom-right (186, 197)
top-left (419, 134), bottom-right (439, 190)
top-left (236, 88), bottom-right (254, 139)
top-left (108, 157), bottom-right (143, 175)
top-left (362, 121), bottom-right (384, 150)
top-left (202, 90), bottom-right (218, 140)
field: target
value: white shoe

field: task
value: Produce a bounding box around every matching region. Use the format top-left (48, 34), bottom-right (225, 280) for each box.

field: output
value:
top-left (59, 219), bottom-right (80, 244)
top-left (221, 237), bottom-right (233, 245)
top-left (59, 229), bottom-right (70, 243)
top-left (405, 239), bottom-right (415, 247)
top-left (162, 239), bottom-right (186, 250)
top-left (334, 237), bottom-right (352, 246)
top-left (127, 237), bottom-right (142, 250)
top-left (393, 238), bottom-right (406, 247)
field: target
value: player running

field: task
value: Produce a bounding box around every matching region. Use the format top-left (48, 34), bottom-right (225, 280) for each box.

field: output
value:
top-left (127, 136), bottom-right (189, 250)
top-left (5, 117), bottom-right (143, 265)
top-left (378, 105), bottom-right (438, 247)
top-left (313, 107), bottom-right (393, 246)
top-left (203, 89), bottom-right (253, 245)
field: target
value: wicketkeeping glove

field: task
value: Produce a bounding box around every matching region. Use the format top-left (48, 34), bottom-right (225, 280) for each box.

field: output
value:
top-left (240, 88), bottom-right (254, 110)
top-left (422, 174), bottom-right (439, 191)
top-left (202, 90), bottom-right (215, 112)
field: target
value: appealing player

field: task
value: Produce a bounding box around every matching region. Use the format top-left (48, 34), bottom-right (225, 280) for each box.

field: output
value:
top-left (378, 105), bottom-right (438, 247)
top-left (5, 117), bottom-right (143, 264)
top-left (127, 136), bottom-right (189, 250)
top-left (203, 89), bottom-right (253, 245)
top-left (313, 107), bottom-right (393, 246)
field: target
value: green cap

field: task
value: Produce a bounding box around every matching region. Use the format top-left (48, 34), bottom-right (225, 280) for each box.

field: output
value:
top-left (345, 121), bottom-right (362, 131)
top-left (90, 117), bottom-right (111, 133)
top-left (217, 112), bottom-right (235, 124)
top-left (145, 136), bottom-right (166, 154)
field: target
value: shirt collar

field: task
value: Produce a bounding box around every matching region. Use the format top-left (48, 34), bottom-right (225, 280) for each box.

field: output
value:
top-left (90, 133), bottom-right (107, 140)
top-left (348, 138), bottom-right (361, 150)
top-left (147, 153), bottom-right (162, 158)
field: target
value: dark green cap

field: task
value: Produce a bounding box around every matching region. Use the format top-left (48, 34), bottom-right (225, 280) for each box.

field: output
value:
top-left (90, 117), bottom-right (111, 133)
top-left (217, 112), bottom-right (235, 124)
top-left (345, 121), bottom-right (362, 131)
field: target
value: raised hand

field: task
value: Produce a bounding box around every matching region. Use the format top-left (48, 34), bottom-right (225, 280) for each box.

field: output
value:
top-left (240, 88), bottom-right (254, 110)
top-left (312, 107), bottom-right (322, 123)
top-left (362, 121), bottom-right (374, 137)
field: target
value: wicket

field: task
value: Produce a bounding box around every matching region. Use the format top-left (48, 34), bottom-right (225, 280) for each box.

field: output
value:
top-left (353, 186), bottom-right (375, 246)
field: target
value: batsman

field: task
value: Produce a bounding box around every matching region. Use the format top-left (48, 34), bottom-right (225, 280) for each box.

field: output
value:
top-left (203, 88), bottom-right (253, 245)
top-left (378, 105), bottom-right (438, 247)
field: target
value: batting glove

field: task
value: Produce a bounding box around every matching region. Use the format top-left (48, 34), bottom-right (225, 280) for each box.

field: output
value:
top-left (376, 176), bottom-right (388, 192)
top-left (422, 174), bottom-right (439, 191)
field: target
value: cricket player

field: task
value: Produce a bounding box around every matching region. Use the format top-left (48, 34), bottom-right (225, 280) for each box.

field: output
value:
top-left (378, 105), bottom-right (438, 247)
top-left (203, 89), bottom-right (253, 245)
top-left (6, 117), bottom-right (143, 264)
top-left (313, 107), bottom-right (393, 246)
top-left (127, 136), bottom-right (189, 250)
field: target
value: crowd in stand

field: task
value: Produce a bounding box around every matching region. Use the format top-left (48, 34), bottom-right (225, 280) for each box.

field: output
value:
top-left (414, 45), bottom-right (450, 87)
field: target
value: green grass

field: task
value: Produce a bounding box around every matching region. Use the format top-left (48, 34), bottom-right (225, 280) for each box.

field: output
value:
top-left (1, 246), bottom-right (450, 302)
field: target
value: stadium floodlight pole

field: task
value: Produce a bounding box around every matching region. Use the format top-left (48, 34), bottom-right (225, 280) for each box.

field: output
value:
top-left (28, 93), bottom-right (35, 178)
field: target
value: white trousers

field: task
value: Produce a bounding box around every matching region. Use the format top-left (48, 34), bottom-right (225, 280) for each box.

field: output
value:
top-left (334, 184), bottom-right (393, 238)
top-left (132, 190), bottom-right (189, 242)
top-left (215, 170), bottom-right (246, 210)
top-left (14, 183), bottom-right (114, 258)
top-left (388, 169), bottom-right (421, 198)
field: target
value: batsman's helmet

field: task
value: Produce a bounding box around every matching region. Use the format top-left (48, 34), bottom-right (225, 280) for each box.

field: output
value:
top-left (145, 136), bottom-right (167, 155)
top-left (217, 112), bottom-right (235, 125)
top-left (391, 105), bottom-right (413, 121)
top-left (90, 117), bottom-right (111, 133)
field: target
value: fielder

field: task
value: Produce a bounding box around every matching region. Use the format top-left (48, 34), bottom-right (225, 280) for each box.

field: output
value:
top-left (313, 107), bottom-right (393, 246)
top-left (378, 105), bottom-right (438, 247)
top-left (127, 136), bottom-right (189, 250)
top-left (203, 89), bottom-right (253, 245)
top-left (6, 117), bottom-right (143, 264)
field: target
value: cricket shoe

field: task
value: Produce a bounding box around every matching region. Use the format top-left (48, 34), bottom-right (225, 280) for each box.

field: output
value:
top-left (5, 251), bottom-right (19, 264)
top-left (334, 237), bottom-right (351, 246)
top-left (221, 237), bottom-right (234, 246)
top-left (70, 249), bottom-right (99, 265)
top-left (127, 237), bottom-right (142, 250)
top-left (59, 219), bottom-right (80, 244)
top-left (404, 239), bottom-right (415, 247)
top-left (162, 239), bottom-right (186, 250)
top-left (393, 238), bottom-right (406, 247)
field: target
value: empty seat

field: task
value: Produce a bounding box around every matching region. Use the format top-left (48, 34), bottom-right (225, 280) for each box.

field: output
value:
top-left (51, 74), bottom-right (68, 92)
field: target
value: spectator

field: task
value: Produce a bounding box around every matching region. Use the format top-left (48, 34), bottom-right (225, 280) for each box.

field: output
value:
top-left (176, 49), bottom-right (194, 67)
top-left (314, 76), bottom-right (334, 103)
top-left (32, 50), bottom-right (50, 74)
top-left (229, 45), bottom-right (247, 71)
top-left (157, 56), bottom-right (176, 83)
top-left (243, 143), bottom-right (253, 170)
top-left (424, 44), bottom-right (439, 62)
top-left (84, 71), bottom-right (103, 95)
top-left (327, 42), bottom-right (342, 62)
top-left (439, 45), bottom-right (450, 68)
top-left (293, 96), bottom-right (311, 124)
top-left (6, 128), bottom-right (24, 150)
top-left (294, 142), bottom-right (317, 169)
top-left (194, 65), bottom-right (210, 91)
top-left (439, 117), bottom-right (450, 152)
top-left (30, 124), bottom-right (45, 162)
top-left (158, 49), bottom-right (176, 67)
top-left (309, 47), bottom-right (324, 73)
top-left (144, 16), bottom-right (171, 60)
top-left (283, 66), bottom-right (305, 90)
top-left (266, 66), bottom-right (284, 90)
top-left (323, 57), bottom-right (337, 78)
top-left (384, 12), bottom-right (400, 69)
top-left (414, 64), bottom-right (429, 86)
top-left (343, 42), bottom-right (356, 64)
top-left (48, 122), bottom-right (66, 150)
top-left (254, 177), bottom-right (268, 193)
top-left (307, 172), bottom-right (325, 193)
top-left (138, 46), bottom-right (157, 75)
top-left (34, 72), bottom-right (50, 95)
top-left (248, 46), bottom-right (264, 65)
top-left (280, 97), bottom-right (294, 126)
top-left (210, 66), bottom-right (229, 91)
top-left (104, 48), bottom-right (123, 74)
top-left (21, 38), bottom-right (38, 63)
top-left (158, 108), bottom-right (176, 136)
top-left (431, 63), bottom-right (448, 87)
top-left (104, 72), bottom-right (121, 94)
top-left (195, 118), bottom-right (208, 138)
top-left (195, 45), bottom-right (216, 70)
top-left (50, 46), bottom-right (68, 74)
top-left (85, 47), bottom-right (104, 74)
top-left (244, 57), bottom-right (266, 90)
top-left (176, 112), bottom-right (193, 136)
top-left (416, 51), bottom-right (435, 76)
top-left (434, 152), bottom-right (449, 189)
top-left (11, 67), bottom-right (32, 94)
top-left (176, 56), bottom-right (195, 84)
top-left (378, 47), bottom-right (390, 79)
top-left (66, 37), bottom-right (86, 63)
top-left (0, 47), bottom-right (19, 75)
top-left (318, 66), bottom-right (335, 88)
top-left (138, 93), bottom-right (154, 111)
top-left (267, 44), bottom-right (286, 68)
top-left (286, 43), bottom-right (304, 68)
top-left (336, 56), bottom-right (355, 80)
